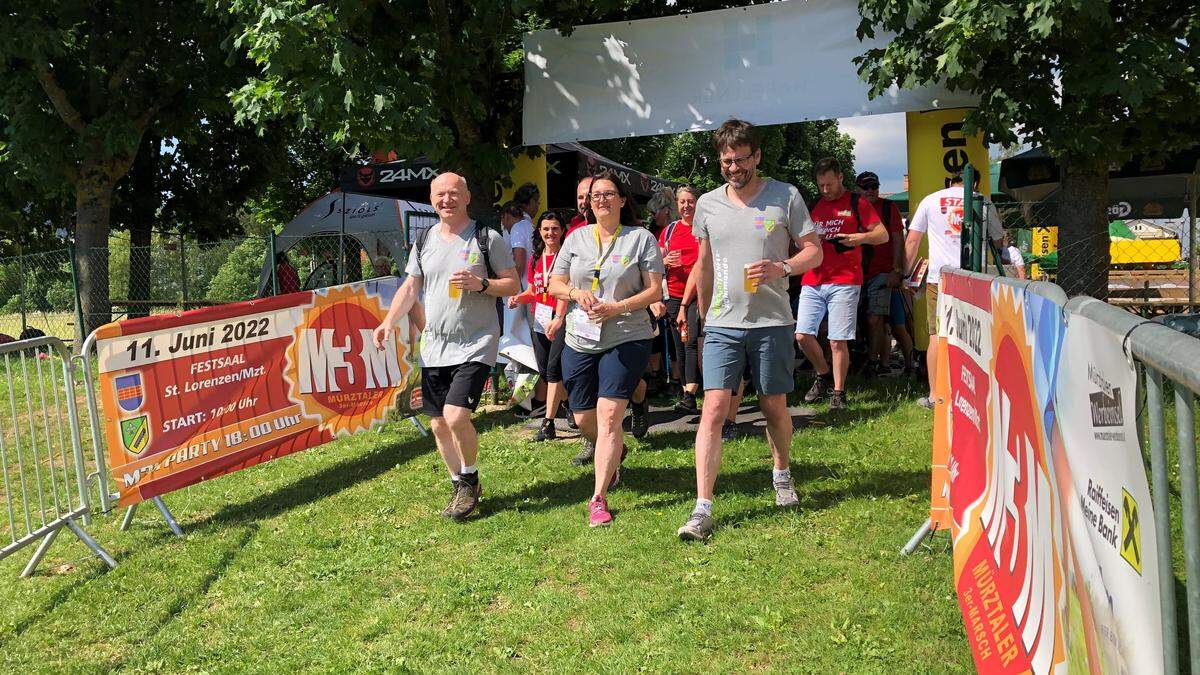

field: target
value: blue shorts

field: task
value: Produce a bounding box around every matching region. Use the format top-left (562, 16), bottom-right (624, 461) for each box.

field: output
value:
top-left (561, 339), bottom-right (652, 411)
top-left (795, 284), bottom-right (860, 341)
top-left (701, 325), bottom-right (795, 395)
top-left (890, 290), bottom-right (910, 326)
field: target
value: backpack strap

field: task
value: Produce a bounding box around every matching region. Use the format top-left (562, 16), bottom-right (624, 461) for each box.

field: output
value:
top-left (414, 226), bottom-right (432, 275)
top-left (474, 223), bottom-right (497, 279)
top-left (849, 192), bottom-right (864, 232)
top-left (663, 219), bottom-right (680, 247)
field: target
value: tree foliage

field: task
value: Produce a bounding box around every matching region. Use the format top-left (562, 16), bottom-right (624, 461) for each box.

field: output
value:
top-left (587, 120), bottom-right (857, 199)
top-left (855, 0), bottom-right (1200, 297)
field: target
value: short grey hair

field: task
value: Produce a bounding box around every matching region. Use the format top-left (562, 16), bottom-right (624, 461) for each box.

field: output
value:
top-left (646, 186), bottom-right (678, 221)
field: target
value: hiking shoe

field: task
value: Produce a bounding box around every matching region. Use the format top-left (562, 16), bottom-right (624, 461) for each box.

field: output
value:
top-left (721, 420), bottom-right (738, 442)
top-left (441, 482), bottom-right (459, 518)
top-left (572, 438), bottom-right (596, 466)
top-left (828, 390), bottom-right (847, 411)
top-left (588, 496), bottom-right (613, 527)
top-left (862, 361), bottom-right (880, 380)
top-left (804, 375), bottom-right (832, 403)
top-left (630, 401), bottom-right (649, 439)
top-left (449, 478), bottom-right (481, 520)
top-left (677, 511), bottom-right (715, 542)
top-left (917, 396), bottom-right (935, 410)
top-left (774, 474), bottom-right (799, 507)
top-left (673, 393), bottom-right (699, 415)
top-left (534, 418), bottom-right (556, 442)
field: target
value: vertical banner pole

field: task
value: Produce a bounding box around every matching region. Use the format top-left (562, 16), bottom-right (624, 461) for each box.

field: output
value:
top-left (339, 192), bottom-right (347, 285)
top-left (269, 230), bottom-right (280, 296)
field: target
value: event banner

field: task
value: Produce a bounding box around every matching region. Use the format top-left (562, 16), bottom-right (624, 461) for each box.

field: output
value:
top-left (937, 271), bottom-right (1164, 674)
top-left (95, 278), bottom-right (413, 507)
top-left (929, 272), bottom-right (994, 532)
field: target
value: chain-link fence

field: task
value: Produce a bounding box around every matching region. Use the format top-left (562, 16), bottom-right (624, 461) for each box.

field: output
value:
top-left (0, 229), bottom-right (423, 346)
top-left (0, 249), bottom-right (78, 344)
top-left (981, 199), bottom-right (1199, 315)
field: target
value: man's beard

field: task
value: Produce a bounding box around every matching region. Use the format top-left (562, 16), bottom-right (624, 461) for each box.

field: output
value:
top-left (724, 167), bottom-right (751, 189)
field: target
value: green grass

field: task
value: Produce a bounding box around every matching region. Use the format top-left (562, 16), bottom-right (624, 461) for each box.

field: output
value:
top-left (0, 376), bottom-right (975, 672)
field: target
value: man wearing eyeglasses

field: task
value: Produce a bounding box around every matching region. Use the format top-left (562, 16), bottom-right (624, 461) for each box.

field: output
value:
top-left (676, 119), bottom-right (823, 542)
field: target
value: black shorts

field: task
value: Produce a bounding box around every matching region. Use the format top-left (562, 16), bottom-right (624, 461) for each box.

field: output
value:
top-left (421, 362), bottom-right (491, 416)
top-left (532, 330), bottom-right (565, 383)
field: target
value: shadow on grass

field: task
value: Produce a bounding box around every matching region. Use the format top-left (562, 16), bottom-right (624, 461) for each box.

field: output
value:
top-left (193, 435), bottom-right (431, 530)
top-left (481, 459), bottom-right (928, 522)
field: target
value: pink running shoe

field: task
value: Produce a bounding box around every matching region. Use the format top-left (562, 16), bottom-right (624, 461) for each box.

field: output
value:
top-left (588, 496), bottom-right (613, 527)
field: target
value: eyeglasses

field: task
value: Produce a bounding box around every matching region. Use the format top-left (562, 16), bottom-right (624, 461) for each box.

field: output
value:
top-left (719, 153), bottom-right (755, 169)
top-left (590, 191), bottom-right (620, 202)
top-left (857, 182), bottom-right (880, 190)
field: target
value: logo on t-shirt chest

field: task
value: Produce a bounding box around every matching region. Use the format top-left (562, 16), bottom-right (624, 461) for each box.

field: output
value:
top-left (753, 215), bottom-right (779, 233)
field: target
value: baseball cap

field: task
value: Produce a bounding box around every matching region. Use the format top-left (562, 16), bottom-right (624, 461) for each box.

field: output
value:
top-left (855, 171), bottom-right (880, 188)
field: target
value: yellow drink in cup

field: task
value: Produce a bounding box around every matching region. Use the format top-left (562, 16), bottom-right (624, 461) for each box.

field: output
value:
top-left (743, 263), bottom-right (760, 293)
top-left (448, 278), bottom-right (462, 300)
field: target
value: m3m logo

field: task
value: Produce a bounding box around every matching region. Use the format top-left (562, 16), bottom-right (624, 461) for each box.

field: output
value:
top-left (1121, 489), bottom-right (1142, 575)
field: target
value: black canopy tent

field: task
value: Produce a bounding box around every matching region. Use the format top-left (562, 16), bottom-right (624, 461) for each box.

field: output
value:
top-left (339, 142), bottom-right (679, 210)
top-left (1000, 146), bottom-right (1200, 221)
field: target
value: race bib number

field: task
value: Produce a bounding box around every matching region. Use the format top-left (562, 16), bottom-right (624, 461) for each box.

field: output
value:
top-left (535, 304), bottom-right (554, 332)
top-left (568, 307), bottom-right (602, 343)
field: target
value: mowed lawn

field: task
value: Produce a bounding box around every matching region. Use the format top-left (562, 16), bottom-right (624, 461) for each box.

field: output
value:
top-left (0, 376), bottom-right (974, 672)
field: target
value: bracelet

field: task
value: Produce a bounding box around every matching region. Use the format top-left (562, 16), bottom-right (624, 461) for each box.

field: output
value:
top-left (568, 287), bottom-right (577, 302)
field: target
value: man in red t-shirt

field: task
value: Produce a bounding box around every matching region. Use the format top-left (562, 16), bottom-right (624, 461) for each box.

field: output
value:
top-left (565, 175), bottom-right (594, 240)
top-left (856, 171), bottom-right (914, 377)
top-left (795, 158), bottom-right (887, 410)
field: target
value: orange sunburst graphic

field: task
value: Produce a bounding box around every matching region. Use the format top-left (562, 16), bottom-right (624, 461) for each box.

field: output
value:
top-left (986, 284), bottom-right (1067, 672)
top-left (283, 284), bottom-right (411, 437)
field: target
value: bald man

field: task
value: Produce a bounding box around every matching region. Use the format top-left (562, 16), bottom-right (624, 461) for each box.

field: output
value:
top-left (374, 172), bottom-right (521, 520)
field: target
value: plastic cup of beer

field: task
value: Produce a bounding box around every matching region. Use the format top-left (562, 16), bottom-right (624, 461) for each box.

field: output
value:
top-left (448, 274), bottom-right (462, 300)
top-left (743, 263), bottom-right (760, 293)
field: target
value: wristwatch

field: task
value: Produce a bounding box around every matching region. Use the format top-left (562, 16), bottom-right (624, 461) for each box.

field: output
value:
top-left (780, 261), bottom-right (794, 277)
top-left (478, 277), bottom-right (490, 293)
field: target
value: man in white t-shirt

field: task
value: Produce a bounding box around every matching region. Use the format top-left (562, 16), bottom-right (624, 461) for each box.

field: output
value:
top-left (1002, 237), bottom-right (1026, 280)
top-left (903, 171), bottom-right (1003, 409)
top-left (500, 200), bottom-right (533, 284)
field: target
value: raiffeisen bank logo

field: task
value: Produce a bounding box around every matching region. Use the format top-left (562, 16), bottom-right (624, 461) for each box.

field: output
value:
top-left (284, 284), bottom-right (409, 436)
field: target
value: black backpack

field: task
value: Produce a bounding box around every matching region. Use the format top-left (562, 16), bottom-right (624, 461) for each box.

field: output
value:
top-left (805, 192), bottom-right (874, 276)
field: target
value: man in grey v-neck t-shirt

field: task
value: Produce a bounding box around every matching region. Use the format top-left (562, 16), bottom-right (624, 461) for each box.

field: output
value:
top-left (373, 173), bottom-right (520, 522)
top-left (677, 119), bottom-right (823, 544)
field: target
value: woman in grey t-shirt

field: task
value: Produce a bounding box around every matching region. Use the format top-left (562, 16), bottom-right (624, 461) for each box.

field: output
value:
top-left (548, 171), bottom-right (665, 528)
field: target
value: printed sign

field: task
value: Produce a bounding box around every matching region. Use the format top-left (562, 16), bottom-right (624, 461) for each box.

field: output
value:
top-left (95, 278), bottom-right (413, 506)
top-left (935, 271), bottom-right (1164, 673)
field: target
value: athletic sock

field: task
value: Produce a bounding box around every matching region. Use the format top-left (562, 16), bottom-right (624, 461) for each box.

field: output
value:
top-left (694, 498), bottom-right (713, 516)
top-left (772, 468), bottom-right (791, 482)
top-left (460, 464), bottom-right (477, 475)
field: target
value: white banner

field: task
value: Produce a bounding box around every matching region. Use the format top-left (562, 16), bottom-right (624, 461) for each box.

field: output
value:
top-left (522, 0), bottom-right (976, 144)
top-left (1056, 312), bottom-right (1163, 672)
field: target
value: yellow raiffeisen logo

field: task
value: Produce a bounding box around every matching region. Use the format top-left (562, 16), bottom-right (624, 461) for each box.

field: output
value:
top-left (284, 285), bottom-right (410, 436)
top-left (1121, 488), bottom-right (1142, 575)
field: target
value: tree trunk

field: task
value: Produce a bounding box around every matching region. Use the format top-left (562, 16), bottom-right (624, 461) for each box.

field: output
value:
top-left (463, 170), bottom-right (500, 227)
top-left (1056, 160), bottom-right (1110, 299)
top-left (75, 165), bottom-right (116, 336)
top-left (126, 135), bottom-right (159, 319)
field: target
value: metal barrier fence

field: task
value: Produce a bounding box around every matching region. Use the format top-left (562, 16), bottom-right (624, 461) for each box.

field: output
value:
top-left (0, 336), bottom-right (115, 577)
top-left (1068, 294), bottom-right (1200, 673)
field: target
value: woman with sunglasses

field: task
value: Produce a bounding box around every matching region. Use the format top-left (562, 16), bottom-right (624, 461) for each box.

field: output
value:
top-left (549, 170), bottom-right (665, 527)
top-left (509, 211), bottom-right (569, 441)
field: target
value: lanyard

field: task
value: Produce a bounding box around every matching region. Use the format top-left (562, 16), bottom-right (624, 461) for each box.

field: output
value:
top-left (539, 253), bottom-right (552, 303)
top-left (591, 225), bottom-right (622, 293)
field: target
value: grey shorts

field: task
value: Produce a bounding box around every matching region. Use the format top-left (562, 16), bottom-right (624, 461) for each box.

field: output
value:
top-left (701, 325), bottom-right (795, 395)
top-left (865, 273), bottom-right (892, 316)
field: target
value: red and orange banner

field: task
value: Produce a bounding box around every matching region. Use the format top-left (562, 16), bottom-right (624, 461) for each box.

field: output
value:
top-left (932, 270), bottom-right (1164, 673)
top-left (96, 279), bottom-right (413, 506)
